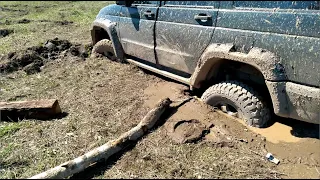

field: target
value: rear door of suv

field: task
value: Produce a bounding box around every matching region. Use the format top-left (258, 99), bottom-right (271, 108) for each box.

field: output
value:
top-left (215, 1), bottom-right (320, 87)
top-left (155, 1), bottom-right (220, 77)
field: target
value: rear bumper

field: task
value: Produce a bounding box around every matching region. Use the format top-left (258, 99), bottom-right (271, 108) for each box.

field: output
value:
top-left (266, 81), bottom-right (320, 124)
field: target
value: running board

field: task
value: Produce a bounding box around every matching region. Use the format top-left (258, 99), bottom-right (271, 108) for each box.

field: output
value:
top-left (126, 58), bottom-right (190, 85)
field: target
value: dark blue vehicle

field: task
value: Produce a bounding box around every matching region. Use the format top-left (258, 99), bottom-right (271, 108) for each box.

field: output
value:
top-left (91, 1), bottom-right (320, 128)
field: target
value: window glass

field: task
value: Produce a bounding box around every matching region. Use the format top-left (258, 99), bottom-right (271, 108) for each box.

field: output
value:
top-left (132, 1), bottom-right (159, 5)
top-left (165, 1), bottom-right (217, 7)
top-left (234, 1), bottom-right (320, 10)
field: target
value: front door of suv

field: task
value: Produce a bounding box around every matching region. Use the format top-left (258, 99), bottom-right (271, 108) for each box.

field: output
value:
top-left (155, 1), bottom-right (220, 76)
top-left (119, 1), bottom-right (159, 64)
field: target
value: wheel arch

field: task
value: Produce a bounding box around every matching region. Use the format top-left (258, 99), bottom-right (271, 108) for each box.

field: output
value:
top-left (190, 43), bottom-right (289, 117)
top-left (91, 19), bottom-right (125, 61)
top-left (190, 43), bottom-right (288, 89)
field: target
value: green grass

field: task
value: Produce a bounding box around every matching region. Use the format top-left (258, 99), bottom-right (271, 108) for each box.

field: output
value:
top-left (0, 123), bottom-right (21, 138)
top-left (0, 1), bottom-right (113, 54)
top-left (0, 142), bottom-right (16, 159)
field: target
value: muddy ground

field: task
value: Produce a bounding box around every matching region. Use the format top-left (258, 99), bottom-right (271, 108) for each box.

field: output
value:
top-left (0, 41), bottom-right (319, 179)
top-left (0, 1), bottom-right (319, 179)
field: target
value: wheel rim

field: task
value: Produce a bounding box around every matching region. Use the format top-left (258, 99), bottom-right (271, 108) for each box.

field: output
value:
top-left (104, 51), bottom-right (116, 60)
top-left (208, 98), bottom-right (243, 119)
top-left (217, 102), bottom-right (240, 117)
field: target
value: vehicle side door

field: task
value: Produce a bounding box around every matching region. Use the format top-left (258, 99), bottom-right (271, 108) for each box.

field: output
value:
top-left (118, 1), bottom-right (159, 64)
top-left (155, 1), bottom-right (220, 77)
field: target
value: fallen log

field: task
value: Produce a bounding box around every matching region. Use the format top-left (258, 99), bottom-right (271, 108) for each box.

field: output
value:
top-left (29, 97), bottom-right (172, 179)
top-left (0, 99), bottom-right (61, 121)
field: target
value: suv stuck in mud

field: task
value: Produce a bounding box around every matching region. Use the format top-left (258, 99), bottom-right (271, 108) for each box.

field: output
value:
top-left (90, 1), bottom-right (320, 128)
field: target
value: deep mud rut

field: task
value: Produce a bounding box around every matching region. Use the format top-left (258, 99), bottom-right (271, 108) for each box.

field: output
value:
top-left (144, 81), bottom-right (320, 179)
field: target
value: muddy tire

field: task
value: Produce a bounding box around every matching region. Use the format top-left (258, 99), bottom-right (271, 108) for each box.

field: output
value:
top-left (201, 80), bottom-right (270, 128)
top-left (91, 39), bottom-right (117, 61)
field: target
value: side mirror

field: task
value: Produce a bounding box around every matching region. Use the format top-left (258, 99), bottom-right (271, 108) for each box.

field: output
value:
top-left (116, 0), bottom-right (134, 7)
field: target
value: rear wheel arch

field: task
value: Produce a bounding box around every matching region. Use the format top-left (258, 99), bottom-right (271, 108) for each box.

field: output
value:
top-left (190, 43), bottom-right (289, 122)
top-left (190, 43), bottom-right (287, 89)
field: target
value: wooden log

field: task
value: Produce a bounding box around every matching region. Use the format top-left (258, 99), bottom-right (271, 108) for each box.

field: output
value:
top-left (28, 98), bottom-right (172, 179)
top-left (0, 99), bottom-right (61, 121)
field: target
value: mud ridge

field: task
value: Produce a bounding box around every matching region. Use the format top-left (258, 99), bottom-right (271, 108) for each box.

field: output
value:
top-left (0, 29), bottom-right (13, 38)
top-left (17, 19), bottom-right (31, 24)
top-left (0, 38), bottom-right (93, 75)
top-left (38, 19), bottom-right (74, 25)
top-left (0, 20), bottom-right (13, 25)
top-left (0, 19), bottom-right (74, 25)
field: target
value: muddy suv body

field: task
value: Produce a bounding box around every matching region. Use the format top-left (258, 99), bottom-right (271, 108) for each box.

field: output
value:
top-left (91, 1), bottom-right (320, 127)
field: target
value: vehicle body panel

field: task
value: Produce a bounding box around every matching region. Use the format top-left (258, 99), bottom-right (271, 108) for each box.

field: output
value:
top-left (155, 1), bottom-right (219, 74)
top-left (91, 1), bottom-right (320, 124)
top-left (118, 1), bottom-right (159, 64)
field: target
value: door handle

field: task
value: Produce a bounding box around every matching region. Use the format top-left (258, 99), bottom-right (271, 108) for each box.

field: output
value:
top-left (194, 14), bottom-right (212, 20)
top-left (143, 10), bottom-right (155, 17)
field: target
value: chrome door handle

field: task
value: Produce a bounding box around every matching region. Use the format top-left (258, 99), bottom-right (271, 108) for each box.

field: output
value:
top-left (144, 10), bottom-right (155, 17)
top-left (194, 14), bottom-right (212, 20)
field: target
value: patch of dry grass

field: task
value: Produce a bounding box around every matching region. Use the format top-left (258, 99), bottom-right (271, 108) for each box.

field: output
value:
top-left (99, 125), bottom-right (282, 179)
top-left (0, 56), bottom-right (282, 179)
top-left (0, 56), bottom-right (158, 178)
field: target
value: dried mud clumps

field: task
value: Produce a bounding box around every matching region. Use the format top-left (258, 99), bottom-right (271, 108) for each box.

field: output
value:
top-left (17, 18), bottom-right (31, 24)
top-left (0, 29), bottom-right (13, 38)
top-left (0, 38), bottom-right (93, 75)
top-left (55, 20), bottom-right (73, 25)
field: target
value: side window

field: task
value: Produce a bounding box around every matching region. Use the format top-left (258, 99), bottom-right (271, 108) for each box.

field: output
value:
top-left (132, 1), bottom-right (159, 5)
top-left (165, 1), bottom-right (218, 7)
top-left (234, 1), bottom-right (320, 10)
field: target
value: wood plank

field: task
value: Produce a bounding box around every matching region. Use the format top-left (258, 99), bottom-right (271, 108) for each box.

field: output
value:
top-left (0, 99), bottom-right (61, 121)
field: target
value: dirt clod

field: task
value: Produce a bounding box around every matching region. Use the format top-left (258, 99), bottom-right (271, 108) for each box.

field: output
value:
top-left (204, 124), bottom-right (234, 146)
top-left (0, 19), bottom-right (12, 25)
top-left (7, 52), bottom-right (16, 59)
top-left (0, 29), bottom-right (13, 38)
top-left (23, 62), bottom-right (42, 75)
top-left (69, 44), bottom-right (91, 59)
top-left (0, 38), bottom-right (92, 75)
top-left (55, 20), bottom-right (73, 25)
top-left (18, 19), bottom-right (31, 24)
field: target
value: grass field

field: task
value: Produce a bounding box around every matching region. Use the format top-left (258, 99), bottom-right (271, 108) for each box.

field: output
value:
top-left (0, 1), bottom-right (319, 179)
top-left (0, 1), bottom-right (107, 54)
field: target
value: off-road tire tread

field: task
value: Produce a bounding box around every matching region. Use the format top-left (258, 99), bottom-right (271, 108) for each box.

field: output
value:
top-left (91, 39), bottom-right (117, 61)
top-left (201, 80), bottom-right (270, 128)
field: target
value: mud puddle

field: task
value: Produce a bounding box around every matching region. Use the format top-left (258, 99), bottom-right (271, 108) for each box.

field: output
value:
top-left (233, 116), bottom-right (319, 144)
top-left (0, 38), bottom-right (93, 75)
top-left (237, 117), bottom-right (300, 143)
top-left (143, 81), bottom-right (265, 146)
top-left (143, 80), bottom-right (320, 179)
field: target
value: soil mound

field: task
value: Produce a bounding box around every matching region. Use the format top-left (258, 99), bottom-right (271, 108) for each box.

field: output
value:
top-left (0, 38), bottom-right (93, 75)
